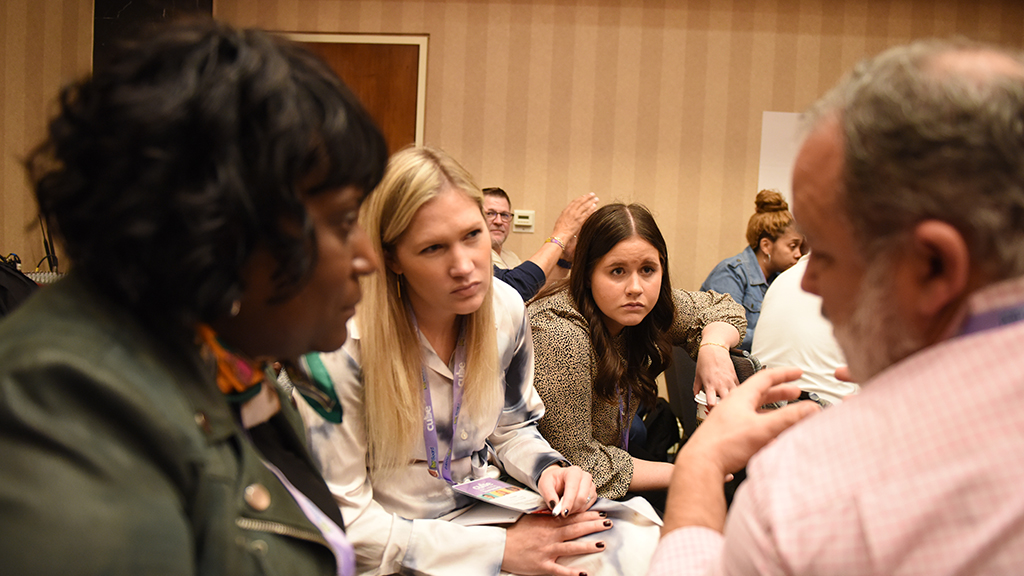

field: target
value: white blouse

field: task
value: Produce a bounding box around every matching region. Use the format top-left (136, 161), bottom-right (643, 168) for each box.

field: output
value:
top-left (297, 279), bottom-right (564, 576)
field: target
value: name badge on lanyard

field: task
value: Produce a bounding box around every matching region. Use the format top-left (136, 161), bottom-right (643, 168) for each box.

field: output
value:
top-left (407, 302), bottom-right (468, 485)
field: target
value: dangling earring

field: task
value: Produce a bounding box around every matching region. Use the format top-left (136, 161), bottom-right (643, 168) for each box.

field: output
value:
top-left (396, 275), bottom-right (402, 298)
top-left (230, 299), bottom-right (242, 317)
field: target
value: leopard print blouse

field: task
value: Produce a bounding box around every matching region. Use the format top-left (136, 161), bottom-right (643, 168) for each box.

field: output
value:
top-left (527, 288), bottom-right (746, 498)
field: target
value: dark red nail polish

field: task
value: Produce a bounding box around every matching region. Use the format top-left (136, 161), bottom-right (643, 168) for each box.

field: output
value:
top-left (596, 541), bottom-right (605, 549)
top-left (603, 519), bottom-right (612, 527)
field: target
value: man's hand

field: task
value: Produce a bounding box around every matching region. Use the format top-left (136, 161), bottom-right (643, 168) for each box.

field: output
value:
top-left (687, 367), bottom-right (817, 475)
top-left (663, 367), bottom-right (820, 534)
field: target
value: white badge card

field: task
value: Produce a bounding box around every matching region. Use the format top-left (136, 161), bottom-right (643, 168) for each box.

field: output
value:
top-left (452, 478), bottom-right (547, 514)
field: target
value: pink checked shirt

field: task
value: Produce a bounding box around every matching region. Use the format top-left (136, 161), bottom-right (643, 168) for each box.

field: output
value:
top-left (649, 276), bottom-right (1024, 576)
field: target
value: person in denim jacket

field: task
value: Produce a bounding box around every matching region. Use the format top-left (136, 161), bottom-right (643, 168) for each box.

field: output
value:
top-left (700, 189), bottom-right (803, 351)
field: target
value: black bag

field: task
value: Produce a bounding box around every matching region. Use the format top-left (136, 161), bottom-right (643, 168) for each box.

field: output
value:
top-left (628, 398), bottom-right (682, 463)
top-left (626, 397), bottom-right (682, 515)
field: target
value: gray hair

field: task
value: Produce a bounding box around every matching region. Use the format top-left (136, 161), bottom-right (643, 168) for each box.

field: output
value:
top-left (804, 38), bottom-right (1024, 279)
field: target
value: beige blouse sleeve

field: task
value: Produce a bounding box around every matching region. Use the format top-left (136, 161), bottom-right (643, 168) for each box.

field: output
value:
top-left (668, 288), bottom-right (747, 360)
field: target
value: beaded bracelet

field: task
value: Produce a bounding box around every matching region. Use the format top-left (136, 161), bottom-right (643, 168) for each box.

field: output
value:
top-left (545, 236), bottom-right (566, 252)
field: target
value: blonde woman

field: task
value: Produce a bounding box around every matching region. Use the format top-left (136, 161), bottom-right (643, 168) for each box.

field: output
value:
top-left (297, 146), bottom-right (650, 576)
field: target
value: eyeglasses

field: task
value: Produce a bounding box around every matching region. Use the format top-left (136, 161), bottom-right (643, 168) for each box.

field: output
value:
top-left (485, 210), bottom-right (513, 223)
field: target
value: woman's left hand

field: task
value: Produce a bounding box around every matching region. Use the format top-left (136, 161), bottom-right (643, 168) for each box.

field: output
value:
top-left (693, 344), bottom-right (740, 407)
top-left (538, 464), bottom-right (597, 516)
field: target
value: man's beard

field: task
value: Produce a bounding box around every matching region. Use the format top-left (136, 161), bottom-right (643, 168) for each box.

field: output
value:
top-left (833, 260), bottom-right (927, 383)
top-left (490, 229), bottom-right (507, 251)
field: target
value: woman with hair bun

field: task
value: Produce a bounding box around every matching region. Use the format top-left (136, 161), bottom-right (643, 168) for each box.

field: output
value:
top-left (701, 189), bottom-right (803, 352)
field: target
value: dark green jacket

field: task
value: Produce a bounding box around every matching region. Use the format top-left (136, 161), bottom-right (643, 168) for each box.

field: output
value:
top-left (0, 274), bottom-right (337, 575)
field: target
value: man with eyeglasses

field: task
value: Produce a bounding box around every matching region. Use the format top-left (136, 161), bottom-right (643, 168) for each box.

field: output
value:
top-left (483, 187), bottom-right (598, 300)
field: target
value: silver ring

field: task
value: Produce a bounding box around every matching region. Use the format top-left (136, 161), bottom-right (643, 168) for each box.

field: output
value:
top-left (585, 495), bottom-right (592, 503)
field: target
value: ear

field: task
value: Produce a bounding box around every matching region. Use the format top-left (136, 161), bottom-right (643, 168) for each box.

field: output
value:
top-left (905, 220), bottom-right (970, 319)
top-left (384, 250), bottom-right (402, 275)
top-left (759, 237), bottom-right (773, 255)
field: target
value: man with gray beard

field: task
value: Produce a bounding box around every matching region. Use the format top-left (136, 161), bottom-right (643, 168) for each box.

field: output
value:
top-left (648, 39), bottom-right (1024, 575)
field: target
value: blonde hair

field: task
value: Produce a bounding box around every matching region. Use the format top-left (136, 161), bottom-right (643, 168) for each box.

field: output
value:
top-left (357, 145), bottom-right (501, 479)
top-left (745, 189), bottom-right (795, 249)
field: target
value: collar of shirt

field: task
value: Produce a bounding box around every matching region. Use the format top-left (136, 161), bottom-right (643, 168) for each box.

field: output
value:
top-left (942, 275), bottom-right (1024, 340)
top-left (737, 245), bottom-right (769, 287)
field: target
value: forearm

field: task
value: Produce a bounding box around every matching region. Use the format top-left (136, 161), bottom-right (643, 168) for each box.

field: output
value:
top-left (627, 457), bottom-right (674, 491)
top-left (403, 518), bottom-right (507, 576)
top-left (491, 424), bottom-right (567, 490)
top-left (347, 496), bottom-right (508, 576)
top-left (701, 321), bottom-right (741, 348)
top-left (525, 239), bottom-right (566, 281)
top-left (493, 263), bottom-right (545, 301)
top-left (543, 262), bottom-right (569, 286)
top-left (661, 444), bottom-right (729, 535)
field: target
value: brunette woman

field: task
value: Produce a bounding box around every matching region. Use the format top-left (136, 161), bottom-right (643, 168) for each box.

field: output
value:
top-left (529, 204), bottom-right (746, 500)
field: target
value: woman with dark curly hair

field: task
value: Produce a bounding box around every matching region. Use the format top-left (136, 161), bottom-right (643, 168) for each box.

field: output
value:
top-left (528, 204), bottom-right (746, 501)
top-left (700, 189), bottom-right (803, 351)
top-left (0, 19), bottom-right (387, 575)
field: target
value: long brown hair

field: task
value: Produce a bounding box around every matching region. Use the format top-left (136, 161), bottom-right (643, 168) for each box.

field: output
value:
top-left (569, 204), bottom-right (675, 409)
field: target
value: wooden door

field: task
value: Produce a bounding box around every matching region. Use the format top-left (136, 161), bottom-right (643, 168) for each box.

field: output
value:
top-left (300, 40), bottom-right (422, 155)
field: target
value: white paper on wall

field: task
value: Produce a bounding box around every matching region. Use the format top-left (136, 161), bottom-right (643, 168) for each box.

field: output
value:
top-left (757, 111), bottom-right (803, 204)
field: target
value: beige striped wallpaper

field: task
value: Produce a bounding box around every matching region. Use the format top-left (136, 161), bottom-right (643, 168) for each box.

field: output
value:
top-left (3, 0), bottom-right (1023, 288)
top-left (214, 0), bottom-right (1024, 289)
top-left (1, 0), bottom-right (92, 271)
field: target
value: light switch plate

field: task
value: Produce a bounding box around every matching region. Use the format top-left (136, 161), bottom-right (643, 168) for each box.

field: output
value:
top-left (512, 209), bottom-right (535, 233)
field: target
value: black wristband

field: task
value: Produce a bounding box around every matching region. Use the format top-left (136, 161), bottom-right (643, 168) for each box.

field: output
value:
top-left (556, 258), bottom-right (572, 270)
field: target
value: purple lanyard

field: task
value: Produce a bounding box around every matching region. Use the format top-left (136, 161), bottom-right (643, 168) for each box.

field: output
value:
top-left (262, 460), bottom-right (355, 576)
top-left (618, 384), bottom-right (631, 451)
top-left (959, 303), bottom-right (1024, 337)
top-left (407, 305), bottom-right (468, 485)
